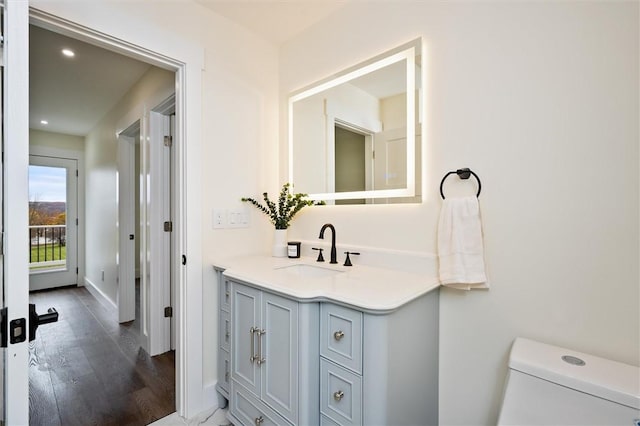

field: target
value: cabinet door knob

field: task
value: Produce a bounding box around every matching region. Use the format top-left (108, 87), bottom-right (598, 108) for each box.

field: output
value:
top-left (333, 330), bottom-right (345, 341)
top-left (254, 416), bottom-right (264, 425)
top-left (333, 390), bottom-right (344, 401)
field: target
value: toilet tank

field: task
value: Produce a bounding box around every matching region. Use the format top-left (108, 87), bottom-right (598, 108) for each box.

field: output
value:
top-left (498, 338), bottom-right (640, 425)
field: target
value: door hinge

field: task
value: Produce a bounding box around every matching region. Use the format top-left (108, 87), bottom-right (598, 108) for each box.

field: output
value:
top-left (164, 307), bottom-right (173, 318)
top-left (76, 218), bottom-right (79, 226)
top-left (76, 267), bottom-right (79, 274)
top-left (0, 231), bottom-right (4, 255)
top-left (76, 169), bottom-right (79, 177)
top-left (164, 221), bottom-right (172, 232)
top-left (164, 135), bottom-right (172, 147)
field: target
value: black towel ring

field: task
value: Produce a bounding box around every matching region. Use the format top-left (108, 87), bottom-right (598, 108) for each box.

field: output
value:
top-left (440, 168), bottom-right (482, 199)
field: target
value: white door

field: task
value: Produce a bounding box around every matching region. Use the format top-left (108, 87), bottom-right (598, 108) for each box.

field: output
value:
top-left (374, 127), bottom-right (408, 191)
top-left (117, 132), bottom-right (136, 324)
top-left (28, 155), bottom-right (78, 291)
top-left (2, 1), bottom-right (31, 424)
top-left (147, 110), bottom-right (171, 356)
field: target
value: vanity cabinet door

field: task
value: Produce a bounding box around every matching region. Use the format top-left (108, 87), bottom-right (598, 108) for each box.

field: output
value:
top-left (261, 292), bottom-right (298, 424)
top-left (231, 282), bottom-right (300, 425)
top-left (232, 283), bottom-right (262, 396)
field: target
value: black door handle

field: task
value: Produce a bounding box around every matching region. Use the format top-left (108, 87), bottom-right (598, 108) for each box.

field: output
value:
top-left (29, 303), bottom-right (59, 341)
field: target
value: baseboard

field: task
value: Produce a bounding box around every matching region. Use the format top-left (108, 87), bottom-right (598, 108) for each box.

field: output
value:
top-left (83, 276), bottom-right (117, 310)
top-left (203, 382), bottom-right (220, 409)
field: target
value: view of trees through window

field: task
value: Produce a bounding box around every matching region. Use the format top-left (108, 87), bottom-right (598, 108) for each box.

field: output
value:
top-left (28, 165), bottom-right (67, 268)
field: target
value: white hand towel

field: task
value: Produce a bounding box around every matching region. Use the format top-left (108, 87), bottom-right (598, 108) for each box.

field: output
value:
top-left (437, 196), bottom-right (488, 290)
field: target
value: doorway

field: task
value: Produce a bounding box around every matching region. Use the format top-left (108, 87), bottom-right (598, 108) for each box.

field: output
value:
top-left (3, 3), bottom-right (205, 422)
top-left (117, 105), bottom-right (175, 356)
top-left (28, 155), bottom-right (78, 290)
top-left (27, 21), bottom-right (177, 424)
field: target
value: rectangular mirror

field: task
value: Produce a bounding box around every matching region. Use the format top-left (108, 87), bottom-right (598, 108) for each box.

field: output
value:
top-left (289, 39), bottom-right (422, 204)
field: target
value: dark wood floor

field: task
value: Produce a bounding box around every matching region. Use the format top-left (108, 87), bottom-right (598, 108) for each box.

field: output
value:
top-left (29, 285), bottom-right (175, 426)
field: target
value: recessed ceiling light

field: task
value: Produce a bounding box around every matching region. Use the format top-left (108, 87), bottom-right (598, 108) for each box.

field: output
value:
top-left (61, 48), bottom-right (75, 58)
top-left (40, 120), bottom-right (48, 125)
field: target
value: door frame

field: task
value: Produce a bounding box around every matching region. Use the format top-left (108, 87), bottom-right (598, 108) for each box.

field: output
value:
top-left (4, 1), bottom-right (30, 424)
top-left (28, 7), bottom-right (205, 418)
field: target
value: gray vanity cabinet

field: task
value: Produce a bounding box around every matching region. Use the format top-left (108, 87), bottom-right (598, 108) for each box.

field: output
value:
top-left (215, 264), bottom-right (439, 426)
top-left (229, 280), bottom-right (319, 426)
top-left (319, 292), bottom-right (439, 426)
top-left (214, 267), bottom-right (231, 399)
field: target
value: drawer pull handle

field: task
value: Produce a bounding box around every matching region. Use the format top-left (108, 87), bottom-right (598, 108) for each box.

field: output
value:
top-left (333, 330), bottom-right (345, 341)
top-left (333, 390), bottom-right (344, 401)
top-left (257, 329), bottom-right (266, 365)
top-left (249, 327), bottom-right (257, 363)
top-left (254, 416), bottom-right (264, 425)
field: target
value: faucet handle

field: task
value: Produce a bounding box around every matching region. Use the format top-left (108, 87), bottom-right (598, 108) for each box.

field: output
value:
top-left (312, 247), bottom-right (325, 262)
top-left (343, 251), bottom-right (360, 267)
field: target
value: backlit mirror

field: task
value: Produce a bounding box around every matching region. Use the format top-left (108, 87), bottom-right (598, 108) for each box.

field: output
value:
top-left (289, 39), bottom-right (422, 204)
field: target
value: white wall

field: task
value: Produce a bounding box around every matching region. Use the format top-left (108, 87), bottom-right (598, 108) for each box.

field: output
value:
top-left (280, 2), bottom-right (639, 424)
top-left (29, 128), bottom-right (84, 151)
top-left (84, 66), bottom-right (174, 303)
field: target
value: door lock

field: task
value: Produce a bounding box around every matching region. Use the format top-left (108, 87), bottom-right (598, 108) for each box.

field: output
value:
top-left (9, 318), bottom-right (26, 344)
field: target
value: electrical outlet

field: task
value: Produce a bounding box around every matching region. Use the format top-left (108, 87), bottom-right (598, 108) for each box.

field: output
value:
top-left (213, 209), bottom-right (227, 229)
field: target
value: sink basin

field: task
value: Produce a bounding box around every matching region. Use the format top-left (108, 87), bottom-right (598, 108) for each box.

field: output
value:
top-left (276, 264), bottom-right (344, 278)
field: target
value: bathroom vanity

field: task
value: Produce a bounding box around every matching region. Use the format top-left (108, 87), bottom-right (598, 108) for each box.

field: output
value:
top-left (214, 256), bottom-right (440, 426)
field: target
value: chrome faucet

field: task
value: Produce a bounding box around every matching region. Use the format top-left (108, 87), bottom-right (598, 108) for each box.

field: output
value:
top-left (318, 223), bottom-right (337, 264)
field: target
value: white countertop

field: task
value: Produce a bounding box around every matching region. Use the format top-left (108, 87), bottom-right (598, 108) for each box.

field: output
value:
top-left (214, 255), bottom-right (440, 313)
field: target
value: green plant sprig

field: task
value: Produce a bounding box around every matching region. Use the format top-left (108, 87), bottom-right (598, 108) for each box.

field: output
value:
top-left (241, 183), bottom-right (322, 229)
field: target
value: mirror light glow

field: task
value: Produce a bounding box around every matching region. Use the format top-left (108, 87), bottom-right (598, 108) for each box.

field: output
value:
top-left (289, 41), bottom-right (419, 202)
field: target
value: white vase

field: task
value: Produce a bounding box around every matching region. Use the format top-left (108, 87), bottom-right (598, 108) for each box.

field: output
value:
top-left (272, 228), bottom-right (288, 257)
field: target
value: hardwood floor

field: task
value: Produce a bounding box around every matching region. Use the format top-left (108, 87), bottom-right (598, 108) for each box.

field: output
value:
top-left (29, 285), bottom-right (175, 426)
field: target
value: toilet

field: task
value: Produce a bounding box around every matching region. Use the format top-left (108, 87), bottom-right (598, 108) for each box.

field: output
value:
top-left (498, 337), bottom-right (640, 425)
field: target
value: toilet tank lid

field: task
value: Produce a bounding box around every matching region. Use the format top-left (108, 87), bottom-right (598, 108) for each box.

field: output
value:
top-left (508, 338), bottom-right (640, 409)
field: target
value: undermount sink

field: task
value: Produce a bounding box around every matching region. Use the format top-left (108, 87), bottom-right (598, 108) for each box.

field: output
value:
top-left (276, 263), bottom-right (344, 278)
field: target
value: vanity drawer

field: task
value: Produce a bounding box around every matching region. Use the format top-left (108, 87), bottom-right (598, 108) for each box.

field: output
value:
top-left (321, 414), bottom-right (342, 426)
top-left (217, 348), bottom-right (230, 394)
top-left (320, 359), bottom-right (362, 426)
top-left (219, 275), bottom-right (231, 312)
top-left (219, 310), bottom-right (230, 352)
top-left (320, 304), bottom-right (363, 374)
top-left (230, 381), bottom-right (292, 426)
